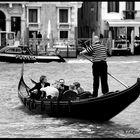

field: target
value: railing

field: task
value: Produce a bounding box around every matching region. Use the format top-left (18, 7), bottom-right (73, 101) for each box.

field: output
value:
top-left (26, 38), bottom-right (77, 57)
top-left (25, 38), bottom-right (109, 56)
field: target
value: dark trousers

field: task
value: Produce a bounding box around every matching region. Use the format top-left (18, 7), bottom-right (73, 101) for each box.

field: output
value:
top-left (92, 61), bottom-right (109, 97)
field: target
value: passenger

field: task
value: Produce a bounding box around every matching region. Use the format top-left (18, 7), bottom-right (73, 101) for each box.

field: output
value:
top-left (29, 75), bottom-right (50, 100)
top-left (61, 85), bottom-right (77, 101)
top-left (73, 82), bottom-right (84, 96)
top-left (40, 83), bottom-right (59, 99)
top-left (52, 80), bottom-right (59, 88)
top-left (59, 79), bottom-right (69, 94)
top-left (69, 85), bottom-right (77, 92)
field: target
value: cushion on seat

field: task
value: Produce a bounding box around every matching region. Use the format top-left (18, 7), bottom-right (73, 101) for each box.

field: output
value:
top-left (61, 90), bottom-right (77, 101)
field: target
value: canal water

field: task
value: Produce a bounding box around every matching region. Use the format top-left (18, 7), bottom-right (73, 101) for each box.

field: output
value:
top-left (0, 55), bottom-right (140, 138)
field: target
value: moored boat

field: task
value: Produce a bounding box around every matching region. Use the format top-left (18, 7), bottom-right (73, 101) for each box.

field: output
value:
top-left (18, 64), bottom-right (140, 121)
top-left (0, 46), bottom-right (65, 63)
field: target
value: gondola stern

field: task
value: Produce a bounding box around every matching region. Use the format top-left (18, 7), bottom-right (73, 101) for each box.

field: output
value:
top-left (137, 78), bottom-right (140, 85)
top-left (18, 62), bottom-right (25, 91)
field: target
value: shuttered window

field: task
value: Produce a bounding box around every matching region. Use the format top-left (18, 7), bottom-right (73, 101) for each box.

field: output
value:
top-left (108, 2), bottom-right (119, 13)
top-left (60, 31), bottom-right (68, 39)
top-left (59, 9), bottom-right (68, 23)
top-left (29, 9), bottom-right (38, 23)
top-left (126, 2), bottom-right (134, 10)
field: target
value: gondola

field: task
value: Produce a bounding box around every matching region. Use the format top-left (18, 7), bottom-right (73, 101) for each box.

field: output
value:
top-left (18, 64), bottom-right (140, 121)
top-left (0, 46), bottom-right (65, 63)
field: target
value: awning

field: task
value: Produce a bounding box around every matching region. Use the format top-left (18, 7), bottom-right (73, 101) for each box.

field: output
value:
top-left (107, 20), bottom-right (140, 27)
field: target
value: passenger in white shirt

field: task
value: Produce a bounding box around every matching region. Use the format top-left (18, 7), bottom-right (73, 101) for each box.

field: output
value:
top-left (40, 82), bottom-right (59, 98)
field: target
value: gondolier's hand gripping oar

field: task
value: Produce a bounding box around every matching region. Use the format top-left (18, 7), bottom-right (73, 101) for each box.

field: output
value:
top-left (81, 54), bottom-right (129, 88)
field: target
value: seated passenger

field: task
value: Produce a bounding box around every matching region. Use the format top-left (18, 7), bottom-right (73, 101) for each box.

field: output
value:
top-left (73, 82), bottom-right (84, 96)
top-left (50, 80), bottom-right (65, 101)
top-left (59, 79), bottom-right (69, 94)
top-left (40, 84), bottom-right (59, 99)
top-left (61, 85), bottom-right (77, 101)
top-left (29, 75), bottom-right (50, 100)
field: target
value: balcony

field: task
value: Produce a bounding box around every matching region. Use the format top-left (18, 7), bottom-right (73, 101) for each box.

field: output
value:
top-left (57, 23), bottom-right (72, 29)
top-left (123, 10), bottom-right (137, 19)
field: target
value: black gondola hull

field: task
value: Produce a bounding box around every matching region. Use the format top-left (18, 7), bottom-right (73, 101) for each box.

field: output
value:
top-left (18, 74), bottom-right (140, 121)
top-left (0, 53), bottom-right (65, 63)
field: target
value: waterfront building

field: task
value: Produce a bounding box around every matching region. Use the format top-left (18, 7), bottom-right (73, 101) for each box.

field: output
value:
top-left (101, 2), bottom-right (140, 55)
top-left (77, 2), bottom-right (101, 48)
top-left (0, 1), bottom-right (82, 57)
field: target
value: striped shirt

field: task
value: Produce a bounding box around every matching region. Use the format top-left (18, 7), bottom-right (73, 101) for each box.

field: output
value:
top-left (86, 41), bottom-right (107, 62)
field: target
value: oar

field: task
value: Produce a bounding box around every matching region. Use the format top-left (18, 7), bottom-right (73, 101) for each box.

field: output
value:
top-left (82, 54), bottom-right (129, 88)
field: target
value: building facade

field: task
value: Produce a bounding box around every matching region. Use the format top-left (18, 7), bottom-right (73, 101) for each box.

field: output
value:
top-left (0, 1), bottom-right (82, 56)
top-left (78, 2), bottom-right (101, 39)
top-left (101, 2), bottom-right (140, 55)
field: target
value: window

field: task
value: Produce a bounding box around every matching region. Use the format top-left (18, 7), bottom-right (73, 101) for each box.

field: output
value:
top-left (11, 17), bottom-right (21, 35)
top-left (104, 30), bottom-right (109, 38)
top-left (109, 27), bottom-right (118, 39)
top-left (6, 48), bottom-right (16, 53)
top-left (29, 31), bottom-right (37, 38)
top-left (60, 31), bottom-right (68, 39)
top-left (125, 2), bottom-right (135, 19)
top-left (8, 33), bottom-right (14, 40)
top-left (108, 2), bottom-right (119, 13)
top-left (126, 2), bottom-right (134, 10)
top-left (29, 9), bottom-right (38, 23)
top-left (15, 48), bottom-right (22, 53)
top-left (59, 9), bottom-right (68, 23)
top-left (96, 2), bottom-right (98, 21)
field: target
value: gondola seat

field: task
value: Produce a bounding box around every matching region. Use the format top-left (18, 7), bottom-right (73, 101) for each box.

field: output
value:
top-left (61, 90), bottom-right (77, 101)
top-left (79, 91), bottom-right (92, 99)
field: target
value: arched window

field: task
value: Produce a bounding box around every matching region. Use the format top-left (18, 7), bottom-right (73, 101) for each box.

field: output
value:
top-left (0, 10), bottom-right (6, 31)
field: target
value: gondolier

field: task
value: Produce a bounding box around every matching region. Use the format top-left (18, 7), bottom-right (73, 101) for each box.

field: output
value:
top-left (80, 35), bottom-right (109, 97)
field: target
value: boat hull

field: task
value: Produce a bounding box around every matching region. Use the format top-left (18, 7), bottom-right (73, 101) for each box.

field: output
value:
top-left (18, 75), bottom-right (140, 121)
top-left (0, 53), bottom-right (65, 63)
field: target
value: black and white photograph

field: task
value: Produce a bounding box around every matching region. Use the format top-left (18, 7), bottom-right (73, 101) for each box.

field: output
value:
top-left (0, 1), bottom-right (140, 138)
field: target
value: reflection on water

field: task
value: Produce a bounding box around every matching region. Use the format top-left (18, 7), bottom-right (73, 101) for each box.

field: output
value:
top-left (1, 57), bottom-right (140, 138)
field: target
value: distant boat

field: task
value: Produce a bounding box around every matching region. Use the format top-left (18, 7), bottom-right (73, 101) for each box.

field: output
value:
top-left (18, 64), bottom-right (140, 121)
top-left (0, 45), bottom-right (65, 63)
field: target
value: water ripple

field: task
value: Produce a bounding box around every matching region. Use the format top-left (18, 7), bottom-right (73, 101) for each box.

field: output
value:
top-left (0, 57), bottom-right (140, 138)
